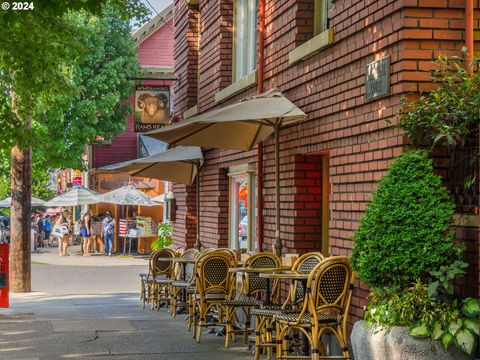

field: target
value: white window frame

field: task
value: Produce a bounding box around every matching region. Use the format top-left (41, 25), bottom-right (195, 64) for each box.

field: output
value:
top-left (228, 164), bottom-right (257, 252)
top-left (314, 0), bottom-right (329, 36)
top-left (233, 0), bottom-right (258, 81)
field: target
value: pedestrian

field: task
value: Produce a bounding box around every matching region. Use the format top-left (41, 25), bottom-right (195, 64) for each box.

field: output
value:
top-left (57, 210), bottom-right (70, 256)
top-left (44, 215), bottom-right (51, 247)
top-left (101, 211), bottom-right (115, 256)
top-left (81, 210), bottom-right (93, 256)
top-left (37, 215), bottom-right (45, 248)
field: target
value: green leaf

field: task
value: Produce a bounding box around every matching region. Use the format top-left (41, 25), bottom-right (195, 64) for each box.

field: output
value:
top-left (441, 332), bottom-right (453, 350)
top-left (454, 328), bottom-right (476, 355)
top-left (427, 281), bottom-right (438, 297)
top-left (463, 318), bottom-right (479, 336)
top-left (462, 298), bottom-right (480, 317)
top-left (410, 323), bottom-right (430, 338)
top-left (433, 322), bottom-right (443, 340)
top-left (448, 319), bottom-right (462, 336)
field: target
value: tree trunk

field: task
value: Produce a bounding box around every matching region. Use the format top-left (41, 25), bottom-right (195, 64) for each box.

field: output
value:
top-left (9, 145), bottom-right (32, 292)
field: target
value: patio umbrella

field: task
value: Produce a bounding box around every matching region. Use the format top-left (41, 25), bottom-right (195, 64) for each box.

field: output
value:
top-left (99, 146), bottom-right (204, 249)
top-left (97, 185), bottom-right (157, 207)
top-left (147, 89), bottom-right (306, 256)
top-left (0, 196), bottom-right (46, 207)
top-left (45, 186), bottom-right (100, 207)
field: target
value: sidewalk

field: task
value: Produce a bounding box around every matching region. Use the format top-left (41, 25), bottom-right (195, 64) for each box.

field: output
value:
top-left (0, 247), bottom-right (252, 359)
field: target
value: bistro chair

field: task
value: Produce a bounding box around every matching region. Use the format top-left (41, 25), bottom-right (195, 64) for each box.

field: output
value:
top-left (139, 248), bottom-right (176, 310)
top-left (251, 252), bottom-right (324, 360)
top-left (169, 248), bottom-right (199, 317)
top-left (224, 252), bottom-right (281, 348)
top-left (192, 251), bottom-right (235, 343)
top-left (275, 256), bottom-right (355, 360)
top-left (140, 249), bottom-right (161, 309)
top-left (184, 248), bottom-right (238, 332)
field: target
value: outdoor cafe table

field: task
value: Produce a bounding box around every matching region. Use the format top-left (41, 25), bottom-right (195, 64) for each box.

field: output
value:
top-left (260, 271), bottom-right (311, 355)
top-left (259, 271), bottom-right (309, 305)
top-left (229, 266), bottom-right (291, 305)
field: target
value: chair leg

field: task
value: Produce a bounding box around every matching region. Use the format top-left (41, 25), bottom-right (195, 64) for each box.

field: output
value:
top-left (224, 306), bottom-right (232, 348)
top-left (254, 316), bottom-right (262, 360)
top-left (275, 321), bottom-right (283, 360)
top-left (243, 307), bottom-right (251, 344)
top-left (196, 303), bottom-right (206, 343)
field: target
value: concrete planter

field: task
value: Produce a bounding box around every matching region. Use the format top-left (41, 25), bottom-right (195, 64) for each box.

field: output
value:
top-left (351, 320), bottom-right (474, 360)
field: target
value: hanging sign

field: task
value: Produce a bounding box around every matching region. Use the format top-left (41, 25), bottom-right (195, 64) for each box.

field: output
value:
top-left (365, 56), bottom-right (390, 102)
top-left (134, 85), bottom-right (170, 132)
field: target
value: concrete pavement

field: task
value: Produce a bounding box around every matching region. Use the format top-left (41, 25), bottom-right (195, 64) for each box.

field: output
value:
top-left (0, 246), bottom-right (252, 359)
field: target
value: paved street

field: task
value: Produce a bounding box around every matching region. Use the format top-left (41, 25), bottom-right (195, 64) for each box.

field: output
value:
top-left (0, 246), bottom-right (252, 359)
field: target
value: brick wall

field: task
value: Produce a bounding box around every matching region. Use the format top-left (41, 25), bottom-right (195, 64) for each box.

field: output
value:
top-left (171, 0), bottom-right (480, 326)
top-left (173, 0), bottom-right (200, 117)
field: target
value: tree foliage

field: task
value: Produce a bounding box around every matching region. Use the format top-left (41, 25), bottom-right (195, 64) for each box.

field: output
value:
top-left (398, 53), bottom-right (480, 148)
top-left (350, 150), bottom-right (463, 289)
top-left (0, 2), bottom-right (144, 170)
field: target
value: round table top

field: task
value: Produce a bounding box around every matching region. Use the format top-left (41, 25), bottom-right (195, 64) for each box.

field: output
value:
top-left (259, 271), bottom-right (309, 280)
top-left (229, 266), bottom-right (291, 274)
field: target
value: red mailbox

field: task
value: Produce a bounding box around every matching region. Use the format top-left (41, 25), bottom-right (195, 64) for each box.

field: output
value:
top-left (0, 244), bottom-right (9, 308)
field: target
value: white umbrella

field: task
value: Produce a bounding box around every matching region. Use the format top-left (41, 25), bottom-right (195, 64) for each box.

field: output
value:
top-left (45, 186), bottom-right (100, 207)
top-left (97, 185), bottom-right (157, 206)
top-left (0, 196), bottom-right (46, 207)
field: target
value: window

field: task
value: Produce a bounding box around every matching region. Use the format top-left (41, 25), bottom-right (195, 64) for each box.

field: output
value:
top-left (229, 166), bottom-right (257, 252)
top-left (314, 0), bottom-right (330, 36)
top-left (234, 0), bottom-right (258, 81)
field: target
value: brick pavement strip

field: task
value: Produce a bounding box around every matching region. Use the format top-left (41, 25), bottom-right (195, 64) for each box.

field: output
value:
top-left (0, 247), bottom-right (252, 360)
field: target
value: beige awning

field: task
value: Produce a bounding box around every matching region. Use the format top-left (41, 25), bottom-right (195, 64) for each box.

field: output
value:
top-left (100, 146), bottom-right (203, 186)
top-left (145, 89), bottom-right (307, 256)
top-left (146, 89), bottom-right (307, 151)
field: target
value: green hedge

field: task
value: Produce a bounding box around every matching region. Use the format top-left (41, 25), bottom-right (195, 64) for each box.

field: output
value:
top-left (350, 150), bottom-right (463, 289)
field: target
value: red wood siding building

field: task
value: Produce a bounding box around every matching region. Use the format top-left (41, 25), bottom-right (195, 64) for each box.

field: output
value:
top-left (91, 5), bottom-right (175, 168)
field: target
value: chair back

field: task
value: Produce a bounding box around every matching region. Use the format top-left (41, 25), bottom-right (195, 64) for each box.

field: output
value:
top-left (243, 253), bottom-right (281, 299)
top-left (290, 252), bottom-right (324, 303)
top-left (151, 248), bottom-right (176, 278)
top-left (181, 248), bottom-right (199, 282)
top-left (308, 256), bottom-right (354, 317)
top-left (196, 251), bottom-right (234, 299)
top-left (175, 247), bottom-right (185, 255)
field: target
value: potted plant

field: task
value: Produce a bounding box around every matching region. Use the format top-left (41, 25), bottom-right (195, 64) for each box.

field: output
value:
top-left (350, 150), bottom-right (479, 359)
top-left (151, 222), bottom-right (173, 251)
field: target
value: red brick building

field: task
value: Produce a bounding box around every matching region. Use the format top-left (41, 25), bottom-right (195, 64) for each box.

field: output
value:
top-left (169, 0), bottom-right (479, 326)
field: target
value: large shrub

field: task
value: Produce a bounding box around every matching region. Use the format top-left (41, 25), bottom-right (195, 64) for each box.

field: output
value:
top-left (350, 150), bottom-right (463, 289)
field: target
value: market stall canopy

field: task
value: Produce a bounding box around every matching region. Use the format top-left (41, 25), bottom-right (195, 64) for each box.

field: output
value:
top-left (146, 89), bottom-right (307, 151)
top-left (100, 146), bottom-right (203, 185)
top-left (97, 185), bottom-right (157, 206)
top-left (0, 196), bottom-right (46, 208)
top-left (45, 186), bottom-right (100, 207)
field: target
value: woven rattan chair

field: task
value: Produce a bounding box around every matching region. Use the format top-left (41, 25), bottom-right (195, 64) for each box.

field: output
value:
top-left (143, 248), bottom-right (176, 310)
top-left (275, 256), bottom-right (355, 360)
top-left (140, 249), bottom-right (162, 309)
top-left (192, 251), bottom-right (235, 343)
top-left (169, 248), bottom-right (199, 317)
top-left (224, 252), bottom-right (281, 348)
top-left (251, 252), bottom-right (324, 360)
